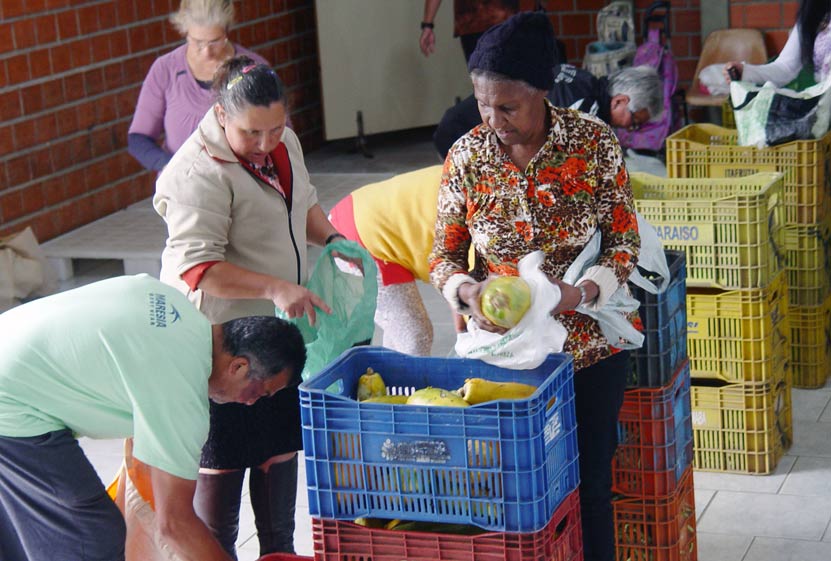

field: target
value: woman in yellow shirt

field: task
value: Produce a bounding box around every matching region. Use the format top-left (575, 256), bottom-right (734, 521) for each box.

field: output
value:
top-left (329, 166), bottom-right (466, 356)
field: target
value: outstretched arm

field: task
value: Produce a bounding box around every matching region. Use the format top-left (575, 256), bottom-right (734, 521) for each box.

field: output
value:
top-left (199, 262), bottom-right (331, 326)
top-left (741, 26), bottom-right (803, 87)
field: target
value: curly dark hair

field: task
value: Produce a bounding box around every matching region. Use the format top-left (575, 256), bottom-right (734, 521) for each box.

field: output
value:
top-left (220, 316), bottom-right (306, 386)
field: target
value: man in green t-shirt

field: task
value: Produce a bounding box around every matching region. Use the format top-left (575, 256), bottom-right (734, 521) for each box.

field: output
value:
top-left (0, 275), bottom-right (306, 561)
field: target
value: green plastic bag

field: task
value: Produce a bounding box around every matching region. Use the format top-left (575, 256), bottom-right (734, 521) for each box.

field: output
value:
top-left (279, 239), bottom-right (378, 380)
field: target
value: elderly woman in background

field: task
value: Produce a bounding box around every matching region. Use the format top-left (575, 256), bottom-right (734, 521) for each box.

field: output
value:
top-left (154, 56), bottom-right (347, 559)
top-left (128, 0), bottom-right (268, 171)
top-left (428, 13), bottom-right (640, 561)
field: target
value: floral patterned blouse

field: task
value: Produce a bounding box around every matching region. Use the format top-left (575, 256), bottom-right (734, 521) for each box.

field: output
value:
top-left (429, 99), bottom-right (641, 371)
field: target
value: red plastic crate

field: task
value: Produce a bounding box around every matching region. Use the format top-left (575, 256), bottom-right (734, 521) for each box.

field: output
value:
top-left (613, 360), bottom-right (693, 498)
top-left (613, 468), bottom-right (697, 561)
top-left (312, 489), bottom-right (583, 561)
top-left (258, 555), bottom-right (313, 561)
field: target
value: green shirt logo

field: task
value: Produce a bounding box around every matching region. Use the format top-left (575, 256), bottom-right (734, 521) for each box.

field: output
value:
top-left (148, 293), bottom-right (181, 328)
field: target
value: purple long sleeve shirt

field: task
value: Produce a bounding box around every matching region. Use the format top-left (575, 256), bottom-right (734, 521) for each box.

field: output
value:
top-left (128, 43), bottom-right (268, 155)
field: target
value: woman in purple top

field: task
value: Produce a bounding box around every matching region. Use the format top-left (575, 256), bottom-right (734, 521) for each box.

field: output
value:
top-left (128, 0), bottom-right (268, 171)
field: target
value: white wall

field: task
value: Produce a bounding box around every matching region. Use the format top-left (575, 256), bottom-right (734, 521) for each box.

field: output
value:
top-left (315, 0), bottom-right (473, 140)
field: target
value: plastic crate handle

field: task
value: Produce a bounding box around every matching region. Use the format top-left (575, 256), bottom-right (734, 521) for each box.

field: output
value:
top-left (773, 379), bottom-right (792, 449)
top-left (815, 225), bottom-right (831, 270)
top-left (766, 193), bottom-right (785, 269)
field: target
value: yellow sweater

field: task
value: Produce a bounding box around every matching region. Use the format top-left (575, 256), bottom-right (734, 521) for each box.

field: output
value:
top-left (351, 166), bottom-right (444, 283)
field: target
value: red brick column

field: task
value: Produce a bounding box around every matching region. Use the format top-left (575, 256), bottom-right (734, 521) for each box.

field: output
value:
top-left (0, 0), bottom-right (322, 241)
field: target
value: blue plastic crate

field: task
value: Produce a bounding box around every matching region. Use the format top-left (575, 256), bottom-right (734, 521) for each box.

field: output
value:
top-left (630, 250), bottom-right (688, 387)
top-left (299, 348), bottom-right (579, 533)
top-left (614, 360), bottom-right (693, 497)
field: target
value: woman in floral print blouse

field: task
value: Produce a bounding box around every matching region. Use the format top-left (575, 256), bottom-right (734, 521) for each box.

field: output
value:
top-left (428, 13), bottom-right (640, 561)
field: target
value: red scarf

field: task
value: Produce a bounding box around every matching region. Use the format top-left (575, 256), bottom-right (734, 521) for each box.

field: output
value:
top-left (237, 142), bottom-right (293, 210)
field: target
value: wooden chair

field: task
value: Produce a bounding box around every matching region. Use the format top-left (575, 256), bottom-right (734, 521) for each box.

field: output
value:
top-left (685, 29), bottom-right (768, 118)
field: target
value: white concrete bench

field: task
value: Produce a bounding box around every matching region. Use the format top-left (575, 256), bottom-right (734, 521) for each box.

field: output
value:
top-left (42, 200), bottom-right (165, 280)
top-left (40, 174), bottom-right (393, 282)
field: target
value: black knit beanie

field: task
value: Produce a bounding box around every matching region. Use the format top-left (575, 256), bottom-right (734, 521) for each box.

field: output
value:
top-left (467, 12), bottom-right (556, 91)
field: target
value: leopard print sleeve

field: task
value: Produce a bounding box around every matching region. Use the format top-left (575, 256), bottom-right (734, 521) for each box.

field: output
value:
top-left (429, 156), bottom-right (473, 293)
top-left (591, 124), bottom-right (640, 285)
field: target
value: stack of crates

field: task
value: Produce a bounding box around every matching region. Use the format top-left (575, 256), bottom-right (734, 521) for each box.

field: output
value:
top-left (299, 348), bottom-right (583, 561)
top-left (613, 366), bottom-right (697, 561)
top-left (631, 169), bottom-right (793, 474)
top-left (612, 250), bottom-right (698, 560)
top-left (666, 124), bottom-right (831, 388)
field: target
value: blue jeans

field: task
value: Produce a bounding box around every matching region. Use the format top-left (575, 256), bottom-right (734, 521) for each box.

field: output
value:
top-left (0, 429), bottom-right (125, 561)
top-left (574, 351), bottom-right (630, 561)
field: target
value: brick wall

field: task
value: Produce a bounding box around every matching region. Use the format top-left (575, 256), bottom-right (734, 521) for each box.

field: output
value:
top-left (0, 0), bottom-right (322, 242)
top-left (729, 0), bottom-right (799, 55)
top-left (545, 0), bottom-right (703, 90)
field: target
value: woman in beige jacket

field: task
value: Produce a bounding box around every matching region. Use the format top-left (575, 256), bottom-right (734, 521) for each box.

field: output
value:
top-left (154, 56), bottom-right (347, 558)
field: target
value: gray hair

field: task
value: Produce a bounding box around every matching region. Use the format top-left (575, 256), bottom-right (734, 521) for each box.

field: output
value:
top-left (607, 66), bottom-right (664, 122)
top-left (469, 69), bottom-right (547, 97)
top-left (170, 0), bottom-right (235, 36)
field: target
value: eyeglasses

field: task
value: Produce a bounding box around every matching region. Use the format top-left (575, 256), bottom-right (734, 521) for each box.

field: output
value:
top-left (627, 110), bottom-right (642, 132)
top-left (187, 34), bottom-right (228, 51)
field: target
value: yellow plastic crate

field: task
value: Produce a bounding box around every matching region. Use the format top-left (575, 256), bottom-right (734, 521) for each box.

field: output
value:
top-left (784, 220), bottom-right (831, 306)
top-left (686, 272), bottom-right (789, 384)
top-left (666, 123), bottom-right (831, 224)
top-left (632, 172), bottom-right (785, 290)
top-left (789, 298), bottom-right (831, 389)
top-left (691, 372), bottom-right (792, 474)
top-left (722, 101), bottom-right (735, 129)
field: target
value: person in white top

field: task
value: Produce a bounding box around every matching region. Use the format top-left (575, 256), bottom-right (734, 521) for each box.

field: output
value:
top-left (724, 0), bottom-right (831, 87)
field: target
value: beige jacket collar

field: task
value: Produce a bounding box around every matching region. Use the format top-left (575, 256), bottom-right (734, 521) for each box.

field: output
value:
top-left (197, 108), bottom-right (237, 163)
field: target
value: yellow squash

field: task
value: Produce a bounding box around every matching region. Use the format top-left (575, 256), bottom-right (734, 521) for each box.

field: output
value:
top-left (406, 387), bottom-right (470, 407)
top-left (458, 378), bottom-right (537, 404)
top-left (354, 517), bottom-right (391, 528)
top-left (362, 394), bottom-right (409, 404)
top-left (356, 367), bottom-right (386, 401)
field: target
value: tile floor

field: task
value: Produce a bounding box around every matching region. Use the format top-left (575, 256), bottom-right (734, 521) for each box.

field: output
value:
top-left (61, 127), bottom-right (831, 560)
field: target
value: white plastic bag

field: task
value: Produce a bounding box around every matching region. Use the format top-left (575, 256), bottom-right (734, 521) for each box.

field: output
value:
top-left (699, 63), bottom-right (730, 96)
top-left (561, 213), bottom-right (669, 349)
top-left (561, 234), bottom-right (643, 350)
top-left (454, 251), bottom-right (568, 370)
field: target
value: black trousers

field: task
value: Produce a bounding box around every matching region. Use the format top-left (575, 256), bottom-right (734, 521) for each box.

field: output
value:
top-left (574, 351), bottom-right (630, 561)
top-left (0, 429), bottom-right (126, 561)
